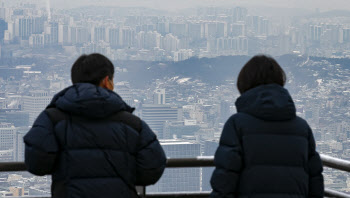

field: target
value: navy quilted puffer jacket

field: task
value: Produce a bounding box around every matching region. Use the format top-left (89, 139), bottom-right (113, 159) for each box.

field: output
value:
top-left (24, 83), bottom-right (166, 198)
top-left (210, 84), bottom-right (324, 198)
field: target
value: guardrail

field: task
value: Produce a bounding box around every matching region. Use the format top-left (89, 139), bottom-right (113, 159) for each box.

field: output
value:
top-left (1, 154), bottom-right (350, 198)
top-left (160, 155), bottom-right (350, 198)
top-left (320, 154), bottom-right (350, 172)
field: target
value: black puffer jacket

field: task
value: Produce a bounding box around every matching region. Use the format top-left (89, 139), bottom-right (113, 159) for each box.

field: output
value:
top-left (210, 84), bottom-right (324, 198)
top-left (24, 83), bottom-right (166, 198)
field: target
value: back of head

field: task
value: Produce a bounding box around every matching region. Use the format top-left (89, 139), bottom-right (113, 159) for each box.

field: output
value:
top-left (237, 55), bottom-right (286, 94)
top-left (71, 53), bottom-right (114, 86)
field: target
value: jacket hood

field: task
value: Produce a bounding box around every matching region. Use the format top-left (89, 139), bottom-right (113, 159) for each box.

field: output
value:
top-left (235, 84), bottom-right (296, 121)
top-left (47, 83), bottom-right (134, 118)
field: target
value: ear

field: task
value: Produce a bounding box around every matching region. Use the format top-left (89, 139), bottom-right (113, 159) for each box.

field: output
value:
top-left (106, 76), bottom-right (114, 90)
top-left (99, 76), bottom-right (110, 89)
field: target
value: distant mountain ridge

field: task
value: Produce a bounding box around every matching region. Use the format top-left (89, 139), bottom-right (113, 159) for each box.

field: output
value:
top-left (115, 55), bottom-right (350, 88)
top-left (311, 9), bottom-right (350, 17)
top-left (115, 56), bottom-right (249, 87)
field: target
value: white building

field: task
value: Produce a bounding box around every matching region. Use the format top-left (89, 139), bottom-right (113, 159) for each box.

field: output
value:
top-left (0, 123), bottom-right (16, 161)
top-left (153, 89), bottom-right (166, 105)
top-left (141, 104), bottom-right (182, 138)
top-left (173, 49), bottom-right (193, 62)
top-left (22, 90), bottom-right (51, 124)
top-left (15, 127), bottom-right (29, 162)
top-left (115, 83), bottom-right (134, 106)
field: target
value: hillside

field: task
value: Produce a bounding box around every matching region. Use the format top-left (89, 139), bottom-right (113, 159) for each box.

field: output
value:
top-left (115, 55), bottom-right (350, 88)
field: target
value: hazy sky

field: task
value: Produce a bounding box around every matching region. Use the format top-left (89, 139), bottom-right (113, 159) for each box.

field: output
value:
top-left (47, 0), bottom-right (350, 11)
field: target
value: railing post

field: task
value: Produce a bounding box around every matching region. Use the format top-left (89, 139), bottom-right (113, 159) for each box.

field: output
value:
top-left (136, 186), bottom-right (146, 198)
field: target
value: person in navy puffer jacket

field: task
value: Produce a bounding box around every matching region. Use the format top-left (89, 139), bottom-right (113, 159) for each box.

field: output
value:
top-left (210, 55), bottom-right (324, 198)
top-left (24, 53), bottom-right (166, 198)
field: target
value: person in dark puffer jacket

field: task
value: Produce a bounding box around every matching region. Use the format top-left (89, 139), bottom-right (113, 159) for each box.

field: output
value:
top-left (24, 53), bottom-right (166, 198)
top-left (210, 55), bottom-right (324, 198)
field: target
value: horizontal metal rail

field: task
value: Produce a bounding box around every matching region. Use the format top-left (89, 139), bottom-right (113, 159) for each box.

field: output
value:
top-left (145, 190), bottom-right (350, 198)
top-left (16, 191), bottom-right (350, 198)
top-left (167, 155), bottom-right (350, 171)
top-left (325, 188), bottom-right (350, 198)
top-left (2, 191), bottom-right (349, 198)
top-left (0, 162), bottom-right (26, 172)
top-left (1, 154), bottom-right (350, 198)
top-left (1, 154), bottom-right (349, 171)
top-left (166, 156), bottom-right (214, 168)
top-left (146, 192), bottom-right (210, 198)
top-left (320, 154), bottom-right (350, 172)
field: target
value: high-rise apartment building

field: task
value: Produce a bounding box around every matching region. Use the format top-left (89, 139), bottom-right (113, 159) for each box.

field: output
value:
top-left (145, 31), bottom-right (161, 49)
top-left (44, 22), bottom-right (59, 45)
top-left (157, 22), bottom-right (167, 35)
top-left (22, 90), bottom-right (51, 124)
top-left (58, 24), bottom-right (69, 45)
top-left (147, 139), bottom-right (201, 193)
top-left (120, 27), bottom-right (135, 47)
top-left (136, 31), bottom-right (161, 49)
top-left (216, 22), bottom-right (227, 38)
top-left (162, 34), bottom-right (179, 52)
top-left (79, 41), bottom-right (111, 57)
top-left (220, 100), bottom-right (231, 121)
top-left (169, 23), bottom-right (187, 38)
top-left (93, 26), bottom-right (107, 42)
top-left (207, 38), bottom-right (217, 52)
top-left (0, 123), bottom-right (16, 161)
top-left (109, 28), bottom-right (120, 47)
top-left (188, 23), bottom-right (203, 40)
top-left (3, 111), bottom-right (29, 127)
top-left (232, 7), bottom-right (248, 22)
top-left (238, 36), bottom-right (248, 52)
top-left (15, 127), bottom-right (28, 162)
top-left (205, 23), bottom-right (217, 38)
top-left (29, 33), bottom-right (45, 47)
top-left (261, 19), bottom-right (270, 36)
top-left (17, 17), bottom-right (33, 40)
top-left (115, 84), bottom-right (134, 106)
top-left (70, 26), bottom-right (90, 44)
top-left (173, 49), bottom-right (193, 62)
top-left (231, 23), bottom-right (246, 37)
top-left (153, 89), bottom-right (166, 105)
top-left (309, 25), bottom-right (322, 41)
top-left (141, 104), bottom-right (182, 138)
top-left (343, 28), bottom-right (350, 43)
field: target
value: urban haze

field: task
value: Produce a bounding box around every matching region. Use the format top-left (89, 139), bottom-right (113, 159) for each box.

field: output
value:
top-left (0, 0), bottom-right (350, 196)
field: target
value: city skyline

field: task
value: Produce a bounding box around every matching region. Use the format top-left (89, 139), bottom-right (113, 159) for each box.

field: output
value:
top-left (48, 0), bottom-right (350, 11)
top-left (4, 0), bottom-right (350, 12)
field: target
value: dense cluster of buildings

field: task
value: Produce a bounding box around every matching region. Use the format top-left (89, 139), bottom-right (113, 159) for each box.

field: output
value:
top-left (2, 1), bottom-right (350, 62)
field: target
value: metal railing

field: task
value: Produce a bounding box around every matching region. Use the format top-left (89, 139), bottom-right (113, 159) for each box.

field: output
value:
top-left (1, 154), bottom-right (350, 198)
top-left (152, 154), bottom-right (350, 198)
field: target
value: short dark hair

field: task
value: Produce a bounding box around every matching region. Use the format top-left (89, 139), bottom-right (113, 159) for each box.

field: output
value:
top-left (237, 55), bottom-right (286, 94)
top-left (71, 53), bottom-right (114, 86)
